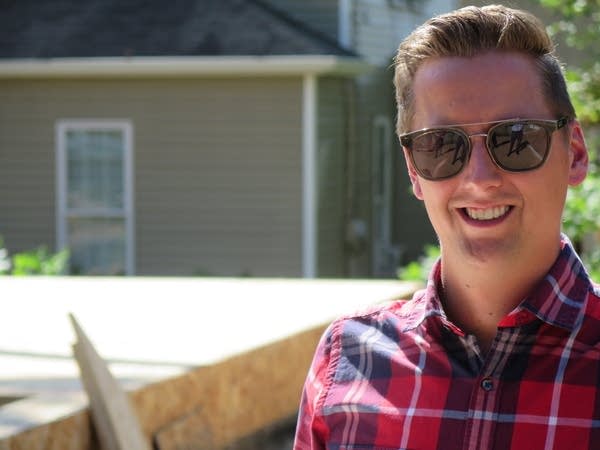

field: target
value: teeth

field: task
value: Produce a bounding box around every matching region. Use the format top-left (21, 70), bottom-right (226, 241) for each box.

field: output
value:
top-left (466, 206), bottom-right (509, 221)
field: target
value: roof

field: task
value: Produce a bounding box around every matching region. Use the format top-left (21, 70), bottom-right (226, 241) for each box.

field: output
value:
top-left (0, 0), bottom-right (355, 59)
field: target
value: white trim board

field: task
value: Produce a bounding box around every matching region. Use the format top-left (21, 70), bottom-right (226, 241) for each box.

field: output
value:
top-left (0, 55), bottom-right (371, 79)
top-left (302, 75), bottom-right (318, 278)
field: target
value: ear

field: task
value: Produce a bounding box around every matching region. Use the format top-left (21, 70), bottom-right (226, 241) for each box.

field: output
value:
top-left (567, 120), bottom-right (589, 187)
top-left (402, 147), bottom-right (424, 200)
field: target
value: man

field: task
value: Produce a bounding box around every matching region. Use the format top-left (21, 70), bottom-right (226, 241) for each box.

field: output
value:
top-left (294, 5), bottom-right (599, 450)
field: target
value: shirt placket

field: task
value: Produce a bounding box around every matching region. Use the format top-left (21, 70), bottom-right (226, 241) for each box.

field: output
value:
top-left (461, 329), bottom-right (514, 450)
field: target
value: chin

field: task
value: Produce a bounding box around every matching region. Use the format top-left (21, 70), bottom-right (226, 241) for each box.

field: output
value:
top-left (458, 236), bottom-right (520, 264)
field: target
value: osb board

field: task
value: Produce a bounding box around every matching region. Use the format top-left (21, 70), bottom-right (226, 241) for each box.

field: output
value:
top-left (0, 325), bottom-right (326, 450)
top-left (144, 325), bottom-right (327, 449)
top-left (0, 411), bottom-right (96, 450)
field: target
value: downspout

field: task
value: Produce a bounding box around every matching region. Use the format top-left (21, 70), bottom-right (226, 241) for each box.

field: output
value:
top-left (343, 78), bottom-right (361, 277)
top-left (302, 74), bottom-right (318, 278)
top-left (338, 0), bottom-right (353, 50)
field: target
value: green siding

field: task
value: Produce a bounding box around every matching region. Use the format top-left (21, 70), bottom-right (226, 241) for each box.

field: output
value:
top-left (317, 77), bottom-right (348, 277)
top-left (0, 77), bottom-right (304, 276)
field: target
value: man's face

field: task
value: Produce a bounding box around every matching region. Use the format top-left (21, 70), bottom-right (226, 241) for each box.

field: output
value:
top-left (403, 51), bottom-right (588, 265)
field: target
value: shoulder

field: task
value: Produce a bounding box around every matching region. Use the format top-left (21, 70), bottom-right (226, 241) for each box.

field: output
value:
top-left (322, 290), bottom-right (430, 352)
top-left (303, 290), bottom-right (435, 413)
top-left (336, 289), bottom-right (425, 324)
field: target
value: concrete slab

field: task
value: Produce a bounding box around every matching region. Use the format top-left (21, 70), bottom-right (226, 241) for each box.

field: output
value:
top-left (0, 277), bottom-right (419, 449)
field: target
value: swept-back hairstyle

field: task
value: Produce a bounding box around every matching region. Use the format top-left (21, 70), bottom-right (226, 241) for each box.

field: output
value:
top-left (393, 4), bottom-right (575, 134)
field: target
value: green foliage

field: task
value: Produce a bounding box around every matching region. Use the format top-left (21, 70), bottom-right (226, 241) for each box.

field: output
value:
top-left (0, 236), bottom-right (69, 276)
top-left (11, 246), bottom-right (70, 275)
top-left (541, 0), bottom-right (600, 278)
top-left (563, 160), bottom-right (600, 241)
top-left (581, 248), bottom-right (600, 281)
top-left (564, 69), bottom-right (600, 124)
top-left (545, 2), bottom-right (600, 52)
top-left (541, 0), bottom-right (600, 123)
top-left (564, 171), bottom-right (600, 280)
top-left (397, 244), bottom-right (440, 283)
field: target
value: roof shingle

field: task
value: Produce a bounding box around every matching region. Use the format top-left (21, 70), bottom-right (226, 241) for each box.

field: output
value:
top-left (0, 0), bottom-right (355, 59)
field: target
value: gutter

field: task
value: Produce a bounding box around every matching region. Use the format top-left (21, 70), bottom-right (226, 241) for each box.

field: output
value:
top-left (0, 55), bottom-right (371, 78)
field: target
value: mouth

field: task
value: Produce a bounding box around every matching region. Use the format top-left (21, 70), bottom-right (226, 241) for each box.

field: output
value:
top-left (463, 206), bottom-right (511, 221)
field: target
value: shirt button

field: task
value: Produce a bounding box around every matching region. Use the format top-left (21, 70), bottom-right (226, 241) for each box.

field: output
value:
top-left (481, 378), bottom-right (494, 391)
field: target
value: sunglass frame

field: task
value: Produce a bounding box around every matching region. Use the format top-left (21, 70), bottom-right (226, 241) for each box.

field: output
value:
top-left (399, 117), bottom-right (570, 181)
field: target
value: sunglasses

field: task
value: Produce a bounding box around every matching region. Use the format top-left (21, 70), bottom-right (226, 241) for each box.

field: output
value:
top-left (400, 117), bottom-right (570, 181)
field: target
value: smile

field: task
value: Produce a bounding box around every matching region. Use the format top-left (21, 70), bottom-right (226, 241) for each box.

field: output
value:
top-left (465, 206), bottom-right (511, 221)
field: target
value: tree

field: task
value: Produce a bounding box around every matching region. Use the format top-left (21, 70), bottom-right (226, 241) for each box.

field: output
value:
top-left (541, 0), bottom-right (600, 279)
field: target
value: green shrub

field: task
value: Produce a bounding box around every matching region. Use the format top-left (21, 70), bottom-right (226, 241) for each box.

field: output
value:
top-left (563, 162), bottom-right (600, 281)
top-left (0, 237), bottom-right (69, 276)
top-left (11, 246), bottom-right (70, 275)
top-left (541, 0), bottom-right (600, 279)
top-left (397, 244), bottom-right (440, 283)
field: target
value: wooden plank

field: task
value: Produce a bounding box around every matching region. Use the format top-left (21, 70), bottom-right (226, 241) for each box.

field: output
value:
top-left (69, 313), bottom-right (151, 450)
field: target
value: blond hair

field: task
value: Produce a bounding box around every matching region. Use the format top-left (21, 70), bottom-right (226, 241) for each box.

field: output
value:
top-left (393, 4), bottom-right (575, 134)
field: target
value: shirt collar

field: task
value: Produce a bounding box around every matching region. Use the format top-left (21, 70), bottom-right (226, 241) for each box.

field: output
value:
top-left (397, 260), bottom-right (446, 332)
top-left (521, 234), bottom-right (593, 330)
top-left (400, 235), bottom-right (594, 332)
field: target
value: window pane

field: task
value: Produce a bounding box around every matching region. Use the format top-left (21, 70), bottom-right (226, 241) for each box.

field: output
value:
top-left (66, 130), bottom-right (124, 210)
top-left (68, 217), bottom-right (125, 275)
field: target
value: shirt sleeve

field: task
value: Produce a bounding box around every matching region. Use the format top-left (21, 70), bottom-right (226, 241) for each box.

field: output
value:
top-left (293, 322), bottom-right (339, 450)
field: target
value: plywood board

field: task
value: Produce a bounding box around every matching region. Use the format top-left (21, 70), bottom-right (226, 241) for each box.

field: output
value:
top-left (70, 313), bottom-right (151, 450)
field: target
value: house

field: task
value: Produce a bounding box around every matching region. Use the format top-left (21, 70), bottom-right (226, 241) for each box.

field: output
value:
top-left (0, 0), bottom-right (455, 277)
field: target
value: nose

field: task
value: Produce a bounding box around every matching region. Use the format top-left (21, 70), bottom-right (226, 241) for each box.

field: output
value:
top-left (462, 135), bottom-right (503, 188)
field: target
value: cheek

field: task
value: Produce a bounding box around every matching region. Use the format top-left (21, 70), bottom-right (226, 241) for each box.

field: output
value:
top-left (518, 176), bottom-right (567, 217)
top-left (518, 149), bottom-right (571, 210)
top-left (419, 183), bottom-right (453, 216)
top-left (543, 157), bottom-right (571, 201)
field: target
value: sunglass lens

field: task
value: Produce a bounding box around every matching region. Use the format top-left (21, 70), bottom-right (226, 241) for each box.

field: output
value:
top-left (488, 122), bottom-right (550, 171)
top-left (410, 130), bottom-right (469, 180)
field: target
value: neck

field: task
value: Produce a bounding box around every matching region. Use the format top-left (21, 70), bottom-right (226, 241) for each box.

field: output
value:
top-left (439, 242), bottom-right (560, 353)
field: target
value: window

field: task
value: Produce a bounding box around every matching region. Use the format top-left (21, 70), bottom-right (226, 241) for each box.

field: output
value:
top-left (56, 120), bottom-right (134, 275)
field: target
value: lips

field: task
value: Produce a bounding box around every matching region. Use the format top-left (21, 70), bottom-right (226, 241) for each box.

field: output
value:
top-left (464, 206), bottom-right (510, 221)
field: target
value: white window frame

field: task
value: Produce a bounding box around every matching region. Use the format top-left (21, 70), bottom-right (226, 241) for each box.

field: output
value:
top-left (55, 119), bottom-right (135, 275)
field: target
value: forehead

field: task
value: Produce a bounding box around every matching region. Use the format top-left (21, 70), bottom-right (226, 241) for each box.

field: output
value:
top-left (411, 51), bottom-right (550, 128)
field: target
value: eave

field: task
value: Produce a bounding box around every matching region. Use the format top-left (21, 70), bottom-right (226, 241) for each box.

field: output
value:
top-left (0, 55), bottom-right (372, 79)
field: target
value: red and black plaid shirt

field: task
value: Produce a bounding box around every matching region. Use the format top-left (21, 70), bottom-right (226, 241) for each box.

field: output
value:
top-left (294, 236), bottom-right (600, 450)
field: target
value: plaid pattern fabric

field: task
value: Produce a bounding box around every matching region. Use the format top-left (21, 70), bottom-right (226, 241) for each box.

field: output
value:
top-left (294, 236), bottom-right (600, 450)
